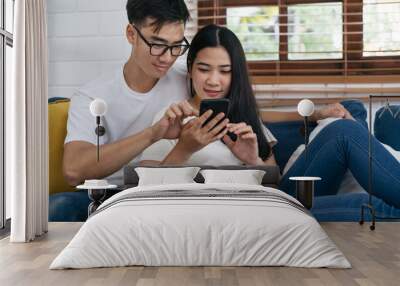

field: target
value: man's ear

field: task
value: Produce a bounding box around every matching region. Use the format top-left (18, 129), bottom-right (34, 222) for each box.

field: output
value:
top-left (126, 24), bottom-right (136, 45)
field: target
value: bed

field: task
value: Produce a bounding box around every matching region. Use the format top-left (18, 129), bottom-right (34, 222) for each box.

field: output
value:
top-left (50, 172), bottom-right (350, 269)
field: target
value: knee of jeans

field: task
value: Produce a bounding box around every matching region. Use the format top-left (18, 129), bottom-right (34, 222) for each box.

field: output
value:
top-left (326, 119), bottom-right (365, 137)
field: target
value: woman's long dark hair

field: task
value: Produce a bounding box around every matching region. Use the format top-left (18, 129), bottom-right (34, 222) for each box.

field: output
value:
top-left (187, 24), bottom-right (271, 160)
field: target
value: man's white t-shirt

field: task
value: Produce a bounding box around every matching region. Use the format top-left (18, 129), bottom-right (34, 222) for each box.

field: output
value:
top-left (65, 64), bottom-right (189, 184)
top-left (141, 109), bottom-right (277, 165)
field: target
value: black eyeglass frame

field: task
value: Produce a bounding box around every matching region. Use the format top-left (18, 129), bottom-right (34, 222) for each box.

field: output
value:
top-left (132, 25), bottom-right (190, 57)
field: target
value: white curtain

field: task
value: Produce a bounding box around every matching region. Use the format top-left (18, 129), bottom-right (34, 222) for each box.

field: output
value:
top-left (8, 0), bottom-right (49, 242)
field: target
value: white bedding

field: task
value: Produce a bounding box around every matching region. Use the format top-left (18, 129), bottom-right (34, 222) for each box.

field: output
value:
top-left (50, 183), bottom-right (350, 269)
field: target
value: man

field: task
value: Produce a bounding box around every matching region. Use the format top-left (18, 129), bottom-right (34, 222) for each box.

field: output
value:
top-left (50, 0), bottom-right (196, 221)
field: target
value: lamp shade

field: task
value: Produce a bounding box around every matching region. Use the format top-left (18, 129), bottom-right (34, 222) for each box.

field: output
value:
top-left (297, 99), bottom-right (315, 117)
top-left (90, 98), bottom-right (107, 117)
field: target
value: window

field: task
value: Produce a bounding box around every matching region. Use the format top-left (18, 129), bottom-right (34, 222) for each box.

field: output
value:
top-left (227, 6), bottom-right (280, 60)
top-left (287, 2), bottom-right (342, 60)
top-left (1, 0), bottom-right (14, 230)
top-left (363, 0), bottom-right (400, 57)
top-left (198, 0), bottom-right (400, 81)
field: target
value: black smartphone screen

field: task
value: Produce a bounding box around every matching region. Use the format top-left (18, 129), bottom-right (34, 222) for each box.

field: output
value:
top-left (199, 99), bottom-right (230, 127)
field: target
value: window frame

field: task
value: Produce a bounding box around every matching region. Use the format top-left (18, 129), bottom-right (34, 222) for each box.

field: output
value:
top-left (198, 0), bottom-right (400, 79)
top-left (0, 0), bottom-right (13, 231)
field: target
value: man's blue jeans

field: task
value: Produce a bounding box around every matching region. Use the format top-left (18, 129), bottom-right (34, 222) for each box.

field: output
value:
top-left (280, 119), bottom-right (400, 220)
top-left (49, 191), bottom-right (90, 222)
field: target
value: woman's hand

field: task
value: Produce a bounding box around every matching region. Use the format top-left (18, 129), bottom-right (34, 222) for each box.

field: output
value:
top-left (222, 122), bottom-right (261, 165)
top-left (151, 100), bottom-right (198, 142)
top-left (175, 110), bottom-right (229, 155)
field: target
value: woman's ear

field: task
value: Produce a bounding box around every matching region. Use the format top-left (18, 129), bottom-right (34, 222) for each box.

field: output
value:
top-left (126, 24), bottom-right (136, 45)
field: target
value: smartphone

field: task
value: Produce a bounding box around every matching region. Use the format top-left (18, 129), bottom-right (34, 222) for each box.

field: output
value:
top-left (199, 99), bottom-right (230, 127)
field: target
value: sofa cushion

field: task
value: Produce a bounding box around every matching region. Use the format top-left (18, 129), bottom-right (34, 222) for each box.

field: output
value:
top-left (49, 98), bottom-right (74, 195)
top-left (266, 120), bottom-right (317, 172)
top-left (341, 99), bottom-right (368, 128)
top-left (374, 104), bottom-right (400, 151)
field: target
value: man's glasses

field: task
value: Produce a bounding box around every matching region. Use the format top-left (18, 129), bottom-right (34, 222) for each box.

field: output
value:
top-left (132, 25), bottom-right (190, 57)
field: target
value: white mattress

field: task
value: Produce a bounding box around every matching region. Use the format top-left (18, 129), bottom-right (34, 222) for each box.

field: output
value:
top-left (50, 183), bottom-right (351, 269)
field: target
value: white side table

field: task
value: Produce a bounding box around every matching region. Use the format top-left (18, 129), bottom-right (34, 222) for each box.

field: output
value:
top-left (289, 176), bottom-right (321, 209)
top-left (76, 184), bottom-right (117, 216)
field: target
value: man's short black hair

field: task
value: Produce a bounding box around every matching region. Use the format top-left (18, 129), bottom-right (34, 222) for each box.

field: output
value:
top-left (126, 0), bottom-right (190, 32)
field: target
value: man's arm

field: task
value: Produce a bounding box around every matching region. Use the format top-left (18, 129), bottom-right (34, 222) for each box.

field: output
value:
top-left (63, 127), bottom-right (157, 186)
top-left (63, 100), bottom-right (196, 186)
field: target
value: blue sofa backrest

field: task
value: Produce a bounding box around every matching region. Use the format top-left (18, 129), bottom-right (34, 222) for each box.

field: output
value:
top-left (374, 104), bottom-right (400, 151)
top-left (266, 121), bottom-right (316, 171)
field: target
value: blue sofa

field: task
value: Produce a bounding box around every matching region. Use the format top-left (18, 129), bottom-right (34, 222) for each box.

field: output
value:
top-left (49, 99), bottom-right (400, 222)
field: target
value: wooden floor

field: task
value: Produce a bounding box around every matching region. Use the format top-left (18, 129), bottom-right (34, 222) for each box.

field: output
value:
top-left (0, 222), bottom-right (399, 286)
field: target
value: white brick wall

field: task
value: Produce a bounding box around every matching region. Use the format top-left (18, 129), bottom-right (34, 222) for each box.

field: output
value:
top-left (77, 0), bottom-right (127, 12)
top-left (47, 0), bottom-right (398, 119)
top-left (47, 0), bottom-right (197, 99)
top-left (47, 0), bottom-right (77, 13)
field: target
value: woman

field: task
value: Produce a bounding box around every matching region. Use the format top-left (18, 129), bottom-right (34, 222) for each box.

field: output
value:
top-left (142, 24), bottom-right (400, 215)
top-left (142, 24), bottom-right (279, 167)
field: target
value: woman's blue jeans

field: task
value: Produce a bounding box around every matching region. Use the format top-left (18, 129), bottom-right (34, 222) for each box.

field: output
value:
top-left (280, 119), bottom-right (400, 219)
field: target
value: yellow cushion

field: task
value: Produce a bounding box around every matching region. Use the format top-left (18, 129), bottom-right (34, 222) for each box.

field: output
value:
top-left (48, 99), bottom-right (75, 195)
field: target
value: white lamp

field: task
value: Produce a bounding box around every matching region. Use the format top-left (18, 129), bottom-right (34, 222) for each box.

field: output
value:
top-left (90, 99), bottom-right (108, 161)
top-left (297, 99), bottom-right (315, 159)
top-left (297, 99), bottom-right (314, 117)
top-left (90, 98), bottom-right (107, 117)
top-left (290, 99), bottom-right (319, 210)
top-left (76, 99), bottom-right (117, 217)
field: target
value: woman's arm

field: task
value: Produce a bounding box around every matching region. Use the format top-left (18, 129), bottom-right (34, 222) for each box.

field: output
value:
top-left (252, 149), bottom-right (277, 166)
top-left (160, 142), bottom-right (193, 165)
top-left (261, 103), bottom-right (352, 123)
top-left (140, 139), bottom-right (196, 166)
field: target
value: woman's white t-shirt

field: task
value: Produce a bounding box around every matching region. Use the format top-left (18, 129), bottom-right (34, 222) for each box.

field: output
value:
top-left (142, 109), bottom-right (277, 165)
